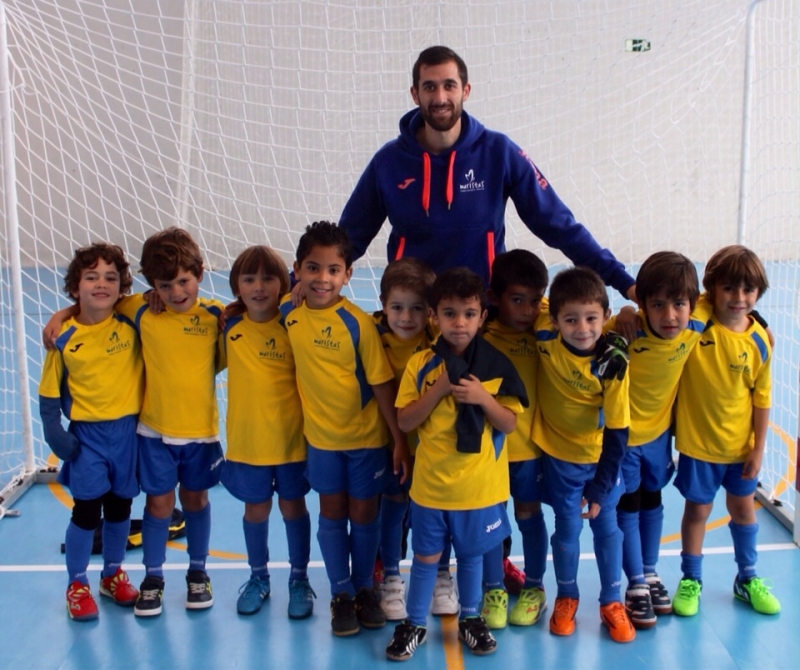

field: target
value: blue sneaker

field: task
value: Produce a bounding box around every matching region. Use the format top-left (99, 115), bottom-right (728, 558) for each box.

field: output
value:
top-left (288, 578), bottom-right (316, 620)
top-left (237, 575), bottom-right (271, 615)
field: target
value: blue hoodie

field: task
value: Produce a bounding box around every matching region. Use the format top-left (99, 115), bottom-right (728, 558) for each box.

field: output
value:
top-left (339, 109), bottom-right (635, 296)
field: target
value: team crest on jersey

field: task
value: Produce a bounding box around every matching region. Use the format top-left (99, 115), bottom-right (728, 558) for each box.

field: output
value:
top-left (459, 168), bottom-right (485, 193)
top-left (106, 330), bottom-right (132, 355)
top-left (509, 337), bottom-right (536, 357)
top-left (314, 325), bottom-right (340, 350)
top-left (728, 351), bottom-right (750, 374)
top-left (184, 314), bottom-right (209, 336)
top-left (668, 342), bottom-right (688, 363)
top-left (259, 337), bottom-right (286, 360)
top-left (563, 369), bottom-right (592, 391)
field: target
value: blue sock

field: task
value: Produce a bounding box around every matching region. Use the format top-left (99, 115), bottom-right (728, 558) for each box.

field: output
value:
top-left (243, 517), bottom-right (269, 579)
top-left (184, 503), bottom-right (211, 572)
top-left (729, 521), bottom-right (758, 581)
top-left (142, 510), bottom-right (170, 578)
top-left (285, 513), bottom-right (311, 581)
top-left (640, 504), bottom-right (664, 574)
top-left (406, 558), bottom-right (438, 626)
top-left (680, 552), bottom-right (703, 582)
top-left (481, 541), bottom-right (504, 590)
top-left (438, 539), bottom-right (452, 572)
top-left (456, 553), bottom-right (483, 617)
top-left (350, 516), bottom-right (381, 591)
top-left (317, 515), bottom-right (353, 596)
top-left (101, 518), bottom-right (131, 579)
top-left (65, 521), bottom-right (94, 586)
top-left (590, 507), bottom-right (624, 604)
top-left (617, 509), bottom-right (646, 585)
top-left (518, 513), bottom-right (547, 588)
top-left (551, 513), bottom-right (582, 600)
top-left (379, 498), bottom-right (407, 579)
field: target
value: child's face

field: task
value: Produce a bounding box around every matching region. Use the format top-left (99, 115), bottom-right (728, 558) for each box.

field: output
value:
top-left (492, 283), bottom-right (545, 333)
top-left (711, 281), bottom-right (758, 330)
top-left (551, 300), bottom-right (609, 352)
top-left (432, 295), bottom-right (486, 355)
top-left (153, 267), bottom-right (201, 314)
top-left (643, 291), bottom-right (691, 340)
top-left (237, 267), bottom-right (282, 322)
top-left (72, 259), bottom-right (121, 319)
top-left (382, 287), bottom-right (428, 341)
top-left (293, 245), bottom-right (352, 310)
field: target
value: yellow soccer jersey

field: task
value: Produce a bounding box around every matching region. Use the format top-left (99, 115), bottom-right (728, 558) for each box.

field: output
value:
top-left (116, 294), bottom-right (224, 440)
top-left (280, 296), bottom-right (394, 451)
top-left (39, 312), bottom-right (143, 421)
top-left (397, 349), bottom-right (524, 511)
top-left (532, 313), bottom-right (630, 465)
top-left (223, 313), bottom-right (305, 466)
top-left (675, 316), bottom-right (771, 464)
top-left (483, 319), bottom-right (540, 462)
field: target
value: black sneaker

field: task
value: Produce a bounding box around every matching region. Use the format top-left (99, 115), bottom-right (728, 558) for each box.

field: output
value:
top-left (354, 587), bottom-right (386, 629)
top-left (185, 570), bottom-right (214, 609)
top-left (645, 573), bottom-right (673, 615)
top-left (625, 584), bottom-right (657, 629)
top-left (134, 575), bottom-right (165, 617)
top-left (330, 592), bottom-right (359, 636)
top-left (458, 616), bottom-right (497, 655)
top-left (386, 620), bottom-right (427, 661)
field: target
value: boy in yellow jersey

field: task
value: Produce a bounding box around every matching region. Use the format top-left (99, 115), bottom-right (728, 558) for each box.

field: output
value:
top-left (372, 258), bottom-right (436, 621)
top-left (672, 245), bottom-right (780, 617)
top-left (280, 221), bottom-right (408, 636)
top-left (221, 246), bottom-right (315, 619)
top-left (385, 267), bottom-right (527, 661)
top-left (532, 267), bottom-right (635, 643)
top-left (40, 243), bottom-right (143, 621)
top-left (480, 249), bottom-right (549, 630)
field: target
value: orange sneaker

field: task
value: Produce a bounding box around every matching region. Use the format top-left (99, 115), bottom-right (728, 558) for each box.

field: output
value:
top-left (600, 601), bottom-right (636, 643)
top-left (549, 597), bottom-right (579, 636)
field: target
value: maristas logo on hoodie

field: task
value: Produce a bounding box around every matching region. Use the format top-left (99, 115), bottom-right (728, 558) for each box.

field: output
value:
top-left (460, 169), bottom-right (485, 192)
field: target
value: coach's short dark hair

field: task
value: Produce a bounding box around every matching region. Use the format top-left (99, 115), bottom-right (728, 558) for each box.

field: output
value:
top-left (412, 46), bottom-right (468, 89)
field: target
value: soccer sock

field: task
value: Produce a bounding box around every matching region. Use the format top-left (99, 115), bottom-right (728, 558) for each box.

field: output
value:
top-left (142, 510), bottom-right (170, 578)
top-left (680, 552), bottom-right (703, 582)
top-left (184, 503), bottom-right (211, 573)
top-left (590, 508), bottom-right (624, 605)
top-left (481, 541), bottom-right (504, 590)
top-left (551, 513), bottom-right (582, 600)
top-left (406, 558), bottom-right (438, 627)
top-left (640, 504), bottom-right (665, 574)
top-left (101, 518), bottom-right (131, 579)
top-left (65, 521), bottom-right (94, 586)
top-left (729, 520), bottom-right (758, 581)
top-left (350, 516), bottom-right (381, 592)
top-left (317, 515), bottom-right (354, 596)
top-left (379, 497), bottom-right (407, 579)
top-left (518, 512), bottom-right (547, 589)
top-left (456, 553), bottom-right (483, 617)
top-left (438, 539), bottom-right (453, 573)
top-left (243, 517), bottom-right (269, 579)
top-left (285, 513), bottom-right (311, 581)
top-left (617, 509), bottom-right (646, 585)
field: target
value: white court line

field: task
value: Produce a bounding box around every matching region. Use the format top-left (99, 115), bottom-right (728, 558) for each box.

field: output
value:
top-left (0, 543), bottom-right (796, 573)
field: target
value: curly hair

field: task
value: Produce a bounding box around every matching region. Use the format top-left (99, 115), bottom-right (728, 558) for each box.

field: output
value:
top-left (64, 242), bottom-right (132, 301)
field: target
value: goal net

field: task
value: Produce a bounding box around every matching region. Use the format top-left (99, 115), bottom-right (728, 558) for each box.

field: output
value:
top-left (0, 1), bottom-right (797, 530)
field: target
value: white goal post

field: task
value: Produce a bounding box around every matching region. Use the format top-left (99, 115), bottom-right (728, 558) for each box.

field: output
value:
top-left (0, 1), bottom-right (797, 540)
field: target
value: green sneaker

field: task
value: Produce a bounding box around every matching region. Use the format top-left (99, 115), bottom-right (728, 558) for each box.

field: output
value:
top-left (733, 577), bottom-right (781, 614)
top-left (509, 586), bottom-right (547, 626)
top-left (480, 589), bottom-right (508, 629)
top-left (672, 578), bottom-right (702, 617)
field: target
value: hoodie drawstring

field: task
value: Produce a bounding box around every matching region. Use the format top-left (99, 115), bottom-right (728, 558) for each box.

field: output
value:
top-left (446, 151), bottom-right (456, 210)
top-left (421, 150), bottom-right (456, 215)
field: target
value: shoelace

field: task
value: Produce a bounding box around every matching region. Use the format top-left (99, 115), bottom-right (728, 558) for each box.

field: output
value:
top-left (553, 599), bottom-right (576, 617)
top-left (603, 603), bottom-right (629, 626)
top-left (189, 581), bottom-right (208, 595)
top-left (678, 580), bottom-right (701, 598)
top-left (68, 585), bottom-right (91, 602)
top-left (745, 578), bottom-right (774, 597)
top-left (139, 587), bottom-right (161, 601)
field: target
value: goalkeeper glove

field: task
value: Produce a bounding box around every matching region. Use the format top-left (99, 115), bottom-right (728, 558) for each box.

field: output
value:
top-left (595, 331), bottom-right (629, 381)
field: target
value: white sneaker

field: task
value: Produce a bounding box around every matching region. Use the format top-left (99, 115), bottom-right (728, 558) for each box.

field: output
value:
top-left (380, 576), bottom-right (408, 620)
top-left (431, 570), bottom-right (459, 615)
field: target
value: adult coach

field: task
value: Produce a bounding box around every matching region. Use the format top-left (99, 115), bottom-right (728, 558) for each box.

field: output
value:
top-left (339, 45), bottom-right (636, 300)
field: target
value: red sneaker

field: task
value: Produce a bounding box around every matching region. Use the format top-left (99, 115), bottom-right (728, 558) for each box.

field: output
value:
top-left (502, 558), bottom-right (526, 596)
top-left (66, 581), bottom-right (99, 621)
top-left (99, 567), bottom-right (139, 606)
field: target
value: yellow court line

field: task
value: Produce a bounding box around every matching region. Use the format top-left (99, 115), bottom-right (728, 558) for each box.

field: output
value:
top-left (440, 614), bottom-right (464, 670)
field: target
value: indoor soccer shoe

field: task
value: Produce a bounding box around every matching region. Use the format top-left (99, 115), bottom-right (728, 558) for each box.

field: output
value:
top-left (645, 572), bottom-right (673, 614)
top-left (481, 588), bottom-right (508, 629)
top-left (502, 557), bottom-right (526, 596)
top-left (288, 578), bottom-right (316, 620)
top-left (380, 576), bottom-right (408, 621)
top-left (549, 597), bottom-right (578, 636)
top-left (625, 584), bottom-right (657, 629)
top-left (733, 576), bottom-right (781, 614)
top-left (236, 575), bottom-right (270, 615)
top-left (600, 601), bottom-right (636, 643)
top-left (330, 592), bottom-right (359, 636)
top-left (458, 616), bottom-right (497, 656)
top-left (134, 575), bottom-right (164, 617)
top-left (66, 581), bottom-right (99, 621)
top-left (186, 570), bottom-right (214, 609)
top-left (509, 586), bottom-right (547, 626)
top-left (355, 587), bottom-right (386, 628)
top-left (99, 567), bottom-right (139, 607)
top-left (431, 570), bottom-right (459, 615)
top-left (385, 620), bottom-right (427, 662)
top-left (672, 578), bottom-right (702, 617)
